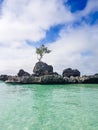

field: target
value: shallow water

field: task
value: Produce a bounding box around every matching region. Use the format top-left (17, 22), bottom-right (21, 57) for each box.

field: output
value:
top-left (0, 82), bottom-right (98, 130)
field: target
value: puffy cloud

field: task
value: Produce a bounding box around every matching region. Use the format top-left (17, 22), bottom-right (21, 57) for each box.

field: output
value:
top-left (0, 0), bottom-right (74, 43)
top-left (0, 0), bottom-right (74, 74)
top-left (0, 0), bottom-right (98, 75)
top-left (44, 24), bottom-right (98, 75)
top-left (0, 42), bottom-right (36, 75)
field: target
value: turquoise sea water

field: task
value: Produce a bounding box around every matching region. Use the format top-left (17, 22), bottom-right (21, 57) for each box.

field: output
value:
top-left (0, 82), bottom-right (98, 130)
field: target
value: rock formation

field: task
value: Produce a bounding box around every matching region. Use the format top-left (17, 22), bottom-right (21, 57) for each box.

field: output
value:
top-left (79, 75), bottom-right (98, 84)
top-left (17, 69), bottom-right (30, 77)
top-left (0, 62), bottom-right (98, 84)
top-left (5, 75), bottom-right (41, 84)
top-left (40, 75), bottom-right (65, 84)
top-left (62, 68), bottom-right (80, 77)
top-left (33, 61), bottom-right (53, 76)
top-left (0, 75), bottom-right (9, 81)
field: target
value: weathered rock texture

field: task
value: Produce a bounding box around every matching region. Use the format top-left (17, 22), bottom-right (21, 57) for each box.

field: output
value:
top-left (17, 69), bottom-right (30, 77)
top-left (0, 75), bottom-right (9, 81)
top-left (40, 74), bottom-right (65, 84)
top-left (0, 62), bottom-right (98, 84)
top-left (5, 76), bottom-right (41, 84)
top-left (79, 75), bottom-right (98, 84)
top-left (33, 62), bottom-right (53, 76)
top-left (62, 68), bottom-right (80, 77)
top-left (3, 74), bottom-right (98, 84)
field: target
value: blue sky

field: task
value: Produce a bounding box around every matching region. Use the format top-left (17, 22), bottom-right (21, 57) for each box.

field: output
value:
top-left (0, 0), bottom-right (98, 75)
top-left (66, 0), bottom-right (88, 13)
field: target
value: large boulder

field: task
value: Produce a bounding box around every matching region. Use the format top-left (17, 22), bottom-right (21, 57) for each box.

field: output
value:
top-left (62, 68), bottom-right (80, 77)
top-left (33, 62), bottom-right (53, 76)
top-left (17, 69), bottom-right (30, 77)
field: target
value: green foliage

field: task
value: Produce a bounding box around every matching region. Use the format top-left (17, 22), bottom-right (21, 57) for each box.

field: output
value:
top-left (36, 44), bottom-right (51, 61)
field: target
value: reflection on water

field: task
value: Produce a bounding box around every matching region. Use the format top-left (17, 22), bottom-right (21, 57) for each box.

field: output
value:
top-left (0, 82), bottom-right (98, 130)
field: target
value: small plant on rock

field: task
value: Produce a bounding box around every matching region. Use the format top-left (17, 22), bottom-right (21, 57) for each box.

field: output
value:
top-left (36, 44), bottom-right (51, 62)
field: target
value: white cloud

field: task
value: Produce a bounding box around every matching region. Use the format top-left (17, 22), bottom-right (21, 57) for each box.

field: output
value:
top-left (0, 0), bottom-right (98, 75)
top-left (0, 42), bottom-right (36, 75)
top-left (0, 0), bottom-right (74, 75)
top-left (0, 0), bottom-right (73, 43)
top-left (44, 24), bottom-right (98, 75)
top-left (84, 0), bottom-right (98, 14)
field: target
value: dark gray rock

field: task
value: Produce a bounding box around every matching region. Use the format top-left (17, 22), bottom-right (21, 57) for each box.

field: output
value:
top-left (5, 74), bottom-right (98, 84)
top-left (94, 73), bottom-right (98, 77)
top-left (6, 75), bottom-right (77, 84)
top-left (6, 73), bottom-right (69, 84)
top-left (33, 62), bottom-right (53, 76)
top-left (21, 76), bottom-right (41, 84)
top-left (79, 75), bottom-right (98, 84)
top-left (17, 69), bottom-right (30, 77)
top-left (62, 68), bottom-right (80, 77)
top-left (0, 75), bottom-right (8, 81)
top-left (40, 74), bottom-right (66, 84)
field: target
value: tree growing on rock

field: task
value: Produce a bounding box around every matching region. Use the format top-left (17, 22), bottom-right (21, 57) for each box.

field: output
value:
top-left (36, 44), bottom-right (51, 62)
